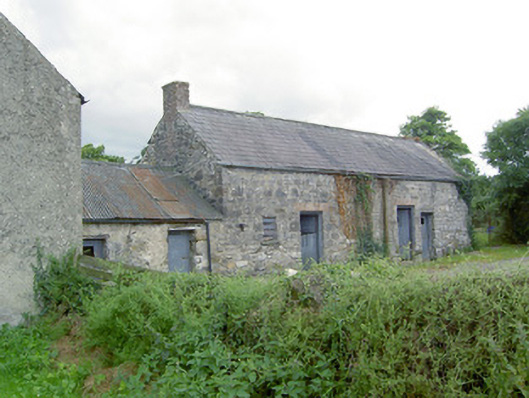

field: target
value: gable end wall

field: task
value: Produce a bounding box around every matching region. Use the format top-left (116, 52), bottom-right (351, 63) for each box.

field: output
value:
top-left (143, 112), bottom-right (224, 210)
top-left (0, 15), bottom-right (82, 325)
top-left (372, 179), bottom-right (470, 257)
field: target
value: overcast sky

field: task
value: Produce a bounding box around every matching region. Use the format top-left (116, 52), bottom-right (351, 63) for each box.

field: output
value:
top-left (3, 0), bottom-right (529, 174)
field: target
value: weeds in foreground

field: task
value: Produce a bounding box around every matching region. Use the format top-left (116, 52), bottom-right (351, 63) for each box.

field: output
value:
top-left (3, 249), bottom-right (529, 396)
top-left (0, 316), bottom-right (86, 397)
top-left (84, 257), bottom-right (529, 397)
top-left (33, 249), bottom-right (99, 316)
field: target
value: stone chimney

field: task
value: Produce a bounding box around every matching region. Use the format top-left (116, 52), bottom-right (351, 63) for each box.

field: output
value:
top-left (162, 81), bottom-right (189, 117)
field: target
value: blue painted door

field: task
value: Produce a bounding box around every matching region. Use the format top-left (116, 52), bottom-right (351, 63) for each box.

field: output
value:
top-left (300, 214), bottom-right (320, 267)
top-left (421, 213), bottom-right (433, 260)
top-left (168, 231), bottom-right (191, 272)
top-left (397, 208), bottom-right (413, 259)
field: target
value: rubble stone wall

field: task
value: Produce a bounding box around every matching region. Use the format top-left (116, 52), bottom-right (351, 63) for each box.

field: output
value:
top-left (143, 112), bottom-right (224, 210)
top-left (372, 179), bottom-right (470, 258)
top-left (208, 168), bottom-right (470, 272)
top-left (83, 223), bottom-right (210, 272)
top-left (208, 167), bottom-right (351, 273)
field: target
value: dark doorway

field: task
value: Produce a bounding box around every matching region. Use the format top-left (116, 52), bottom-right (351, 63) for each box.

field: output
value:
top-left (421, 213), bottom-right (434, 260)
top-left (168, 231), bottom-right (191, 272)
top-left (397, 207), bottom-right (413, 259)
top-left (300, 212), bottom-right (322, 267)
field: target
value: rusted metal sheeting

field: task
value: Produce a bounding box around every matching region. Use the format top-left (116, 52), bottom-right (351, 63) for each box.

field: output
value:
top-left (130, 168), bottom-right (177, 201)
top-left (82, 160), bottom-right (221, 222)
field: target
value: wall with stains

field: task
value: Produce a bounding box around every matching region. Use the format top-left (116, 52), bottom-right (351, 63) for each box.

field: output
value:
top-left (206, 168), bottom-right (470, 272)
top-left (207, 167), bottom-right (352, 273)
top-left (0, 14), bottom-right (82, 325)
top-left (83, 223), bottom-right (210, 272)
top-left (371, 179), bottom-right (470, 258)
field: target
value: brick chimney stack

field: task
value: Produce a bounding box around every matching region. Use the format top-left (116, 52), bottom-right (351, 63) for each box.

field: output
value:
top-left (162, 81), bottom-right (189, 117)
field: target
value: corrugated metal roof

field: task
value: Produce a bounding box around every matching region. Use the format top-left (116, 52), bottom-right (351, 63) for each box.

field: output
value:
top-left (179, 105), bottom-right (459, 182)
top-left (82, 160), bottom-right (221, 222)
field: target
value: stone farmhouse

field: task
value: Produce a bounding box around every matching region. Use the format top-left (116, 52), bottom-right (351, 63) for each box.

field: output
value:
top-left (1, 13), bottom-right (83, 324)
top-left (92, 81), bottom-right (468, 274)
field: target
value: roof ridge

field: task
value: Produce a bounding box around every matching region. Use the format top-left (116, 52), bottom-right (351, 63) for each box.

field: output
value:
top-left (81, 159), bottom-right (179, 172)
top-left (187, 104), bottom-right (413, 142)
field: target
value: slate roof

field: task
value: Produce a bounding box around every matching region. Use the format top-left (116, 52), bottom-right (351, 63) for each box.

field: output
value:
top-left (82, 160), bottom-right (221, 222)
top-left (179, 105), bottom-right (459, 182)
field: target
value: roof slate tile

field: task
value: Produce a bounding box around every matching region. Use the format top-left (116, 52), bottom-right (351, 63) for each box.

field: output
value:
top-left (180, 105), bottom-right (458, 181)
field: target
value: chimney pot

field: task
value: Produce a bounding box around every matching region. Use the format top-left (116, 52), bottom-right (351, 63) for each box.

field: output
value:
top-left (162, 81), bottom-right (189, 117)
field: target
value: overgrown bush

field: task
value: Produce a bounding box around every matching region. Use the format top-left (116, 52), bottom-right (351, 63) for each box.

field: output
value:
top-left (16, 247), bottom-right (529, 396)
top-left (82, 260), bottom-right (529, 397)
top-left (350, 229), bottom-right (386, 264)
top-left (33, 249), bottom-right (99, 315)
top-left (84, 273), bottom-right (180, 362)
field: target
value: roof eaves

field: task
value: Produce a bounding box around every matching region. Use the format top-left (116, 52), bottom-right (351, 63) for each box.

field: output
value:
top-left (82, 217), bottom-right (219, 224)
top-left (218, 163), bottom-right (458, 183)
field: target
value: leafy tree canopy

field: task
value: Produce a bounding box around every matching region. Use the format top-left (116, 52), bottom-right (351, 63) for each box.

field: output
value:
top-left (82, 144), bottom-right (124, 163)
top-left (482, 107), bottom-right (529, 243)
top-left (483, 107), bottom-right (529, 189)
top-left (400, 107), bottom-right (476, 176)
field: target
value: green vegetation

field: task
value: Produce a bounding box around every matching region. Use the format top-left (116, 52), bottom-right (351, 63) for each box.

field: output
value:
top-left (399, 105), bottom-right (529, 247)
top-left (399, 106), bottom-right (481, 248)
top-left (2, 248), bottom-right (529, 396)
top-left (399, 106), bottom-right (476, 177)
top-left (0, 317), bottom-right (86, 397)
top-left (82, 144), bottom-right (125, 163)
top-left (425, 245), bottom-right (528, 269)
top-left (483, 107), bottom-right (529, 243)
top-left (33, 250), bottom-right (99, 316)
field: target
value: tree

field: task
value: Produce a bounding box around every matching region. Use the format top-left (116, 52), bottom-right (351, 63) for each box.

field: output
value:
top-left (471, 174), bottom-right (500, 244)
top-left (399, 107), bottom-right (476, 176)
top-left (81, 144), bottom-right (124, 163)
top-left (482, 107), bottom-right (529, 243)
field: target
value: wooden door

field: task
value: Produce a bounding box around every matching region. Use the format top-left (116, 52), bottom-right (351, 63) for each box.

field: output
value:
top-left (300, 213), bottom-right (321, 267)
top-left (168, 231), bottom-right (191, 272)
top-left (397, 207), bottom-right (413, 259)
top-left (421, 213), bottom-right (434, 260)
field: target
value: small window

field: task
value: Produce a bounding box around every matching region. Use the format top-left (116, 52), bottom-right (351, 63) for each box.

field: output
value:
top-left (263, 216), bottom-right (278, 241)
top-left (83, 239), bottom-right (105, 258)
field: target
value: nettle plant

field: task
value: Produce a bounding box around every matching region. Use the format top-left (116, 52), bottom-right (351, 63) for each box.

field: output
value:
top-left (32, 248), bottom-right (99, 315)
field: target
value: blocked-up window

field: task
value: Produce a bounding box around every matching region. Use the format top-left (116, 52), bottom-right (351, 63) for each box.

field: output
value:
top-left (263, 216), bottom-right (278, 241)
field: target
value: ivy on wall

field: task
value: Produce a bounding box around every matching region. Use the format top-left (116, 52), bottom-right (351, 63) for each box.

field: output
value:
top-left (334, 174), bottom-right (374, 240)
top-left (335, 174), bottom-right (387, 262)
